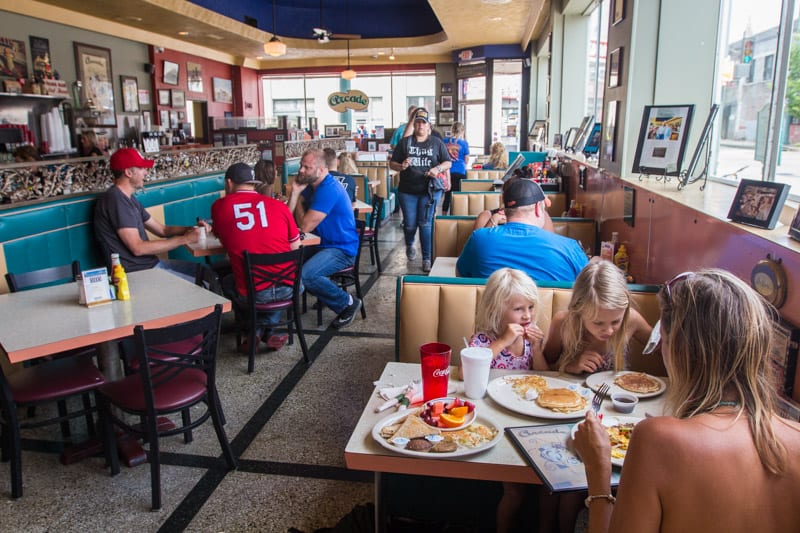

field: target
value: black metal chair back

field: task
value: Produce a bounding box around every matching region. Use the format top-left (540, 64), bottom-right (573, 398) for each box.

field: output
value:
top-left (6, 261), bottom-right (81, 292)
top-left (237, 248), bottom-right (308, 372)
top-left (364, 196), bottom-right (385, 272)
top-left (317, 220), bottom-right (367, 326)
top-left (98, 304), bottom-right (236, 510)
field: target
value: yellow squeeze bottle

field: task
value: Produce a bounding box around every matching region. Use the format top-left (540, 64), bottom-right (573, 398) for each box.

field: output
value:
top-left (613, 245), bottom-right (629, 275)
top-left (110, 254), bottom-right (131, 300)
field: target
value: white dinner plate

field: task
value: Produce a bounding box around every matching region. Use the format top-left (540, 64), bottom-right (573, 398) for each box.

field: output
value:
top-left (420, 397), bottom-right (477, 432)
top-left (371, 410), bottom-right (503, 459)
top-left (486, 374), bottom-right (593, 419)
top-left (585, 371), bottom-right (667, 399)
top-left (571, 416), bottom-right (643, 468)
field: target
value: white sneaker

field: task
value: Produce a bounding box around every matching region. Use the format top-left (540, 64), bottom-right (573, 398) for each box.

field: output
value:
top-left (406, 245), bottom-right (417, 261)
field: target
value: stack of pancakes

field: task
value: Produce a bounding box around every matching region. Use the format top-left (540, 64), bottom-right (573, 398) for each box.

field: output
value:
top-left (614, 372), bottom-right (661, 394)
top-left (535, 388), bottom-right (588, 413)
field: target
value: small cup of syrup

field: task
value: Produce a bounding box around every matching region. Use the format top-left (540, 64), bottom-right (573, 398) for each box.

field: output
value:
top-left (611, 392), bottom-right (638, 414)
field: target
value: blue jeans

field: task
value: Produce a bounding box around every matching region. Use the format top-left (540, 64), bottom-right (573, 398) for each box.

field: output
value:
top-left (301, 246), bottom-right (355, 313)
top-left (223, 275), bottom-right (298, 328)
top-left (398, 190), bottom-right (442, 262)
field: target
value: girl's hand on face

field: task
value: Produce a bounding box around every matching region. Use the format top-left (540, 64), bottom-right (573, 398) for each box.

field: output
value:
top-left (499, 323), bottom-right (525, 348)
top-left (524, 324), bottom-right (544, 346)
top-left (564, 350), bottom-right (605, 374)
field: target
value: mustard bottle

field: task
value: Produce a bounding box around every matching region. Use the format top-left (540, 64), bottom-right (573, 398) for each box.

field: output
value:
top-left (110, 253), bottom-right (130, 300)
top-left (614, 245), bottom-right (629, 275)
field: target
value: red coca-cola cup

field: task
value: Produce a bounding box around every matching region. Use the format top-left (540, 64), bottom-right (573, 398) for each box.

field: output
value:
top-left (420, 342), bottom-right (452, 401)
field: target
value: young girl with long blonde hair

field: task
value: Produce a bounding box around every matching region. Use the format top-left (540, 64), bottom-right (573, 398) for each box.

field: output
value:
top-left (544, 259), bottom-right (652, 374)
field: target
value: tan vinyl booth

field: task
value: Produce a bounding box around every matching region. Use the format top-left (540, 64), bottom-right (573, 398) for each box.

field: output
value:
top-left (450, 191), bottom-right (566, 218)
top-left (433, 215), bottom-right (597, 259)
top-left (460, 179), bottom-right (496, 192)
top-left (465, 169), bottom-right (506, 181)
top-left (395, 275), bottom-right (665, 376)
top-left (355, 163), bottom-right (391, 200)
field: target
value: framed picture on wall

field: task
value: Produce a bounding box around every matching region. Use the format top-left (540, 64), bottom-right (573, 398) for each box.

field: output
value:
top-left (213, 77), bottom-right (233, 103)
top-left (608, 48), bottom-right (623, 88)
top-left (602, 100), bottom-right (618, 162)
top-left (187, 61), bottom-right (203, 92)
top-left (171, 90), bottom-right (185, 108)
top-left (632, 104), bottom-right (695, 176)
top-left (612, 0), bottom-right (625, 25)
top-left (441, 95), bottom-right (453, 111)
top-left (441, 82), bottom-right (453, 94)
top-left (74, 42), bottom-right (116, 126)
top-left (159, 109), bottom-right (169, 126)
top-left (438, 111), bottom-right (455, 126)
top-left (157, 89), bottom-right (170, 106)
top-left (162, 60), bottom-right (179, 85)
top-left (789, 206), bottom-right (800, 242)
top-left (120, 75), bottom-right (139, 113)
top-left (727, 179), bottom-right (790, 230)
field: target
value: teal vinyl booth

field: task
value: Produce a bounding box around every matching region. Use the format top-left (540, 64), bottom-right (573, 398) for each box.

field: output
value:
top-left (0, 172), bottom-right (225, 293)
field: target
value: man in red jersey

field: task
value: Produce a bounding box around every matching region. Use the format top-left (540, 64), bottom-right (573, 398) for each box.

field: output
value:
top-left (212, 162), bottom-right (302, 352)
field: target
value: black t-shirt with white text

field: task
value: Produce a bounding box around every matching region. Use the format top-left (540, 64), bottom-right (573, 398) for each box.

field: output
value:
top-left (391, 135), bottom-right (450, 195)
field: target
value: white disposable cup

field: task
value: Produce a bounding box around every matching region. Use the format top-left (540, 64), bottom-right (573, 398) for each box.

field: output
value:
top-left (460, 347), bottom-right (493, 399)
top-left (197, 226), bottom-right (207, 246)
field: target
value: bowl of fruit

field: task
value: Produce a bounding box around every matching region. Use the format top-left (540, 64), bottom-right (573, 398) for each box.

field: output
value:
top-left (419, 397), bottom-right (476, 431)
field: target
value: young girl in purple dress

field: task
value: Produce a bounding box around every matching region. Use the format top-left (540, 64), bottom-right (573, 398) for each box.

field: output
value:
top-left (469, 268), bottom-right (548, 371)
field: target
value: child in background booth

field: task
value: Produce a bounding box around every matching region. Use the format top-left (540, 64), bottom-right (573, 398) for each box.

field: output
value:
top-left (465, 267), bottom-right (548, 533)
top-left (468, 267), bottom-right (548, 371)
top-left (544, 259), bottom-right (653, 374)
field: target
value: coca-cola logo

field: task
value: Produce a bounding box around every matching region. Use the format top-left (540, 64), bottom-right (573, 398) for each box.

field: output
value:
top-left (432, 368), bottom-right (450, 378)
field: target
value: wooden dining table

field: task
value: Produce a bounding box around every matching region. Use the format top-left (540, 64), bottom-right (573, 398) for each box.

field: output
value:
top-left (184, 233), bottom-right (321, 258)
top-left (345, 362), bottom-right (667, 531)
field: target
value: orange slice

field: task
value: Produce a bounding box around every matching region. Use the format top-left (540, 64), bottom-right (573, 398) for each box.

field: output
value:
top-left (439, 413), bottom-right (466, 428)
top-left (449, 406), bottom-right (469, 417)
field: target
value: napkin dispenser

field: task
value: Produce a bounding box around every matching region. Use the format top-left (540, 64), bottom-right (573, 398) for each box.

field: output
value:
top-left (78, 267), bottom-right (113, 307)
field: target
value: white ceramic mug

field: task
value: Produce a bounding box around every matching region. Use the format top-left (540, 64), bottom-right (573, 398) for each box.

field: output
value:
top-left (460, 347), bottom-right (493, 399)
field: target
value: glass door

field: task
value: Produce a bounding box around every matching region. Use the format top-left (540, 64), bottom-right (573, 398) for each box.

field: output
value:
top-left (491, 60), bottom-right (523, 152)
top-left (459, 75), bottom-right (486, 154)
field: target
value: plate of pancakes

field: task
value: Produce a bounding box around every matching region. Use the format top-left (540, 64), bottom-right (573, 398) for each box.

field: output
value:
top-left (571, 416), bottom-right (643, 468)
top-left (372, 409), bottom-right (503, 458)
top-left (585, 371), bottom-right (666, 399)
top-left (486, 374), bottom-right (593, 419)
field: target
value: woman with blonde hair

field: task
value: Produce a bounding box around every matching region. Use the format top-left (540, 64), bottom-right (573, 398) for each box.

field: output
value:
top-left (544, 259), bottom-right (652, 374)
top-left (441, 121), bottom-right (470, 214)
top-left (337, 152), bottom-right (359, 176)
top-left (483, 141), bottom-right (508, 170)
top-left (574, 268), bottom-right (800, 532)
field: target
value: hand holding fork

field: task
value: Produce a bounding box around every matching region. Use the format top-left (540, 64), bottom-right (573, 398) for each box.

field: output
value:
top-left (592, 382), bottom-right (610, 416)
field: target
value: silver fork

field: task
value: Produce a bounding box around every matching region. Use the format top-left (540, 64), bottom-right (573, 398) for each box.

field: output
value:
top-left (592, 383), bottom-right (610, 414)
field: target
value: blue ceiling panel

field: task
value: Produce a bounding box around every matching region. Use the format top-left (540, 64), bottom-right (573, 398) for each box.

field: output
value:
top-left (189, 0), bottom-right (442, 39)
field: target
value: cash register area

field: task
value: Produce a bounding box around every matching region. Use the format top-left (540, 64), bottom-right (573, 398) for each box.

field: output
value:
top-left (0, 217), bottom-right (477, 533)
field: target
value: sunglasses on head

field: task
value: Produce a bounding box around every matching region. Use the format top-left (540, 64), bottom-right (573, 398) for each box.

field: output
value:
top-left (642, 271), bottom-right (696, 355)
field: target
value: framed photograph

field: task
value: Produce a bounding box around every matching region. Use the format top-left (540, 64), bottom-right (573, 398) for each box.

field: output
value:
top-left (178, 111), bottom-right (186, 120)
top-left (441, 82), bottom-right (453, 94)
top-left (138, 89), bottom-right (150, 106)
top-left (623, 185), bottom-right (636, 227)
top-left (0, 38), bottom-right (28, 79)
top-left (171, 90), bottom-right (185, 108)
top-left (608, 48), bottom-right (623, 88)
top-left (789, 206), bottom-right (800, 242)
top-left (275, 134), bottom-right (285, 142)
top-left (74, 42), bottom-right (116, 126)
top-left (441, 95), bottom-right (453, 111)
top-left (438, 111), bottom-right (455, 126)
top-left (529, 119), bottom-right (547, 142)
top-left (602, 100), bottom-right (619, 162)
top-left (727, 179), bottom-right (790, 230)
top-left (632, 104), bottom-right (695, 176)
top-left (170, 111), bottom-right (179, 129)
top-left (186, 61), bottom-right (203, 92)
top-left (324, 124), bottom-right (347, 137)
top-left (582, 123), bottom-right (602, 155)
top-left (29, 36), bottom-right (51, 80)
top-left (213, 77), bottom-right (233, 103)
top-left (612, 0), bottom-right (625, 25)
top-left (119, 75), bottom-right (139, 113)
top-left (368, 141), bottom-right (377, 152)
top-left (158, 89), bottom-right (171, 106)
top-left (162, 60), bottom-right (179, 85)
top-left (159, 109), bottom-right (169, 126)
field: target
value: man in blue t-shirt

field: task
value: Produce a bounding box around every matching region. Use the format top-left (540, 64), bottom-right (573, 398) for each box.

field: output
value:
top-left (289, 149), bottom-right (362, 329)
top-left (456, 179), bottom-right (588, 281)
top-left (323, 147), bottom-right (356, 203)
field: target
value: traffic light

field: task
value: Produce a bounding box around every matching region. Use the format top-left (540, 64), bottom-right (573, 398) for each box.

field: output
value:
top-left (743, 40), bottom-right (753, 63)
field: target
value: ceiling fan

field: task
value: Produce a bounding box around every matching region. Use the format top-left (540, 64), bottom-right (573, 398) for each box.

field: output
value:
top-left (312, 0), bottom-right (361, 43)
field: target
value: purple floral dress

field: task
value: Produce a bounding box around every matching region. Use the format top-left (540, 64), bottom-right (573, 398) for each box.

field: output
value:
top-left (470, 332), bottom-right (532, 370)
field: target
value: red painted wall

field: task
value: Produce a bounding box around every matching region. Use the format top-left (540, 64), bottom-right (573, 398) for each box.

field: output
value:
top-left (147, 48), bottom-right (260, 125)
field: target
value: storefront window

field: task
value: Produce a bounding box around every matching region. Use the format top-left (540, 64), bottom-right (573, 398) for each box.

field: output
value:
top-left (492, 60), bottom-right (522, 151)
top-left (585, 3), bottom-right (609, 121)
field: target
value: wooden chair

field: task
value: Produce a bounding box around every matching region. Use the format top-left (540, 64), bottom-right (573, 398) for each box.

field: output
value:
top-left (97, 304), bottom-right (236, 510)
top-left (235, 248), bottom-right (309, 373)
top-left (1, 260), bottom-right (106, 499)
top-left (362, 195), bottom-right (385, 273)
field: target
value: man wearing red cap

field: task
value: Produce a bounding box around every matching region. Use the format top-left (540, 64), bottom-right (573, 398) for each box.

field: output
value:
top-left (94, 148), bottom-right (205, 281)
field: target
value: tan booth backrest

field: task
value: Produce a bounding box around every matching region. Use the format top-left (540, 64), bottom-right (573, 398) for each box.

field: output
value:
top-left (466, 169), bottom-right (505, 181)
top-left (355, 164), bottom-right (391, 198)
top-left (450, 192), bottom-right (567, 218)
top-left (460, 180), bottom-right (496, 192)
top-left (396, 276), bottom-right (665, 376)
top-left (433, 216), bottom-right (597, 259)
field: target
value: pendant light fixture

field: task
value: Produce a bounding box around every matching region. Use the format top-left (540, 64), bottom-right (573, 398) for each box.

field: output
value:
top-left (264, 0), bottom-right (287, 57)
top-left (341, 39), bottom-right (357, 80)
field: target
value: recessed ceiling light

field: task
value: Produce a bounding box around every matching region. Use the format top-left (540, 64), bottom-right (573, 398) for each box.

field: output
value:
top-left (178, 31), bottom-right (189, 36)
top-left (206, 34), bottom-right (224, 40)
top-left (489, 17), bottom-right (502, 21)
top-left (377, 51), bottom-right (385, 56)
top-left (482, 0), bottom-right (511, 4)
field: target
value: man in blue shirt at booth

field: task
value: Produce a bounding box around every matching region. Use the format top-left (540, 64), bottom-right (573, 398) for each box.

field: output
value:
top-left (289, 149), bottom-right (362, 329)
top-left (456, 178), bottom-right (588, 281)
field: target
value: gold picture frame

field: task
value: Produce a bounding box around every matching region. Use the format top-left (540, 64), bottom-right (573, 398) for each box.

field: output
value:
top-left (74, 42), bottom-right (117, 126)
top-left (120, 75), bottom-right (139, 113)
